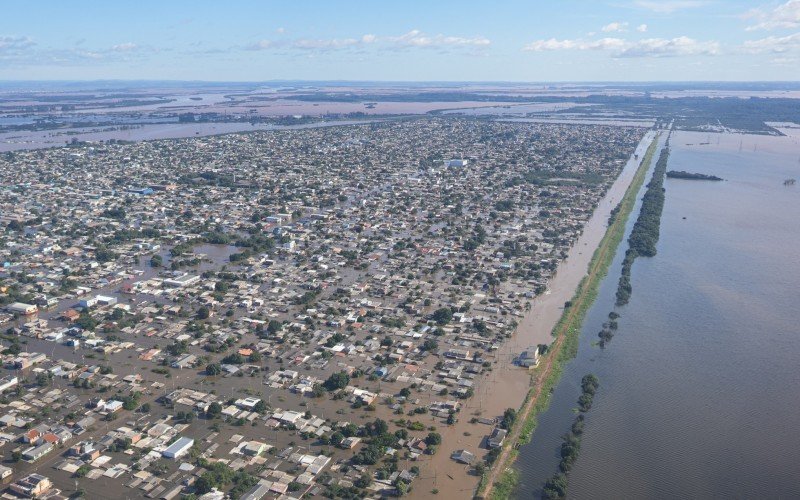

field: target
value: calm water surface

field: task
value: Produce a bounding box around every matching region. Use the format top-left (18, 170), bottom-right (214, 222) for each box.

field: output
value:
top-left (514, 130), bottom-right (800, 499)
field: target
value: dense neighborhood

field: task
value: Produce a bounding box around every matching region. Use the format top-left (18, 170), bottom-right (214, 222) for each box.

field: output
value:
top-left (0, 118), bottom-right (643, 499)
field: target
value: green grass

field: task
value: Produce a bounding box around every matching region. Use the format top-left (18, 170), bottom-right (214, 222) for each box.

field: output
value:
top-left (491, 467), bottom-right (520, 500)
top-left (479, 133), bottom-right (660, 500)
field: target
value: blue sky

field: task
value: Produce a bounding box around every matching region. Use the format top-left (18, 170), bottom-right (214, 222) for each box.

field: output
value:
top-left (1, 0), bottom-right (800, 81)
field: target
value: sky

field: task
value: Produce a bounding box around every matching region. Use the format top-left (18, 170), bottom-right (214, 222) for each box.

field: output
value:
top-left (1, 0), bottom-right (800, 81)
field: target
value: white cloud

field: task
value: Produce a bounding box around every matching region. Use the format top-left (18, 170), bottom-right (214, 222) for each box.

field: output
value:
top-left (619, 36), bottom-right (719, 57)
top-left (0, 35), bottom-right (35, 52)
top-left (111, 42), bottom-right (138, 52)
top-left (75, 50), bottom-right (104, 60)
top-left (245, 30), bottom-right (489, 53)
top-left (386, 30), bottom-right (490, 48)
top-left (633, 1), bottom-right (707, 14)
top-left (602, 22), bottom-right (628, 33)
top-left (524, 37), bottom-right (626, 51)
top-left (292, 38), bottom-right (362, 50)
top-left (275, 27), bottom-right (285, 34)
top-left (745, 0), bottom-right (800, 31)
top-left (742, 32), bottom-right (800, 53)
top-left (524, 35), bottom-right (719, 57)
top-left (246, 40), bottom-right (275, 50)
top-left (637, 24), bottom-right (649, 32)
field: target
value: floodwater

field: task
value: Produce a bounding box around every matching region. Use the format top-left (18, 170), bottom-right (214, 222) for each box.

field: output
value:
top-left (499, 117), bottom-right (656, 128)
top-left (441, 102), bottom-right (587, 116)
top-left (513, 130), bottom-right (800, 498)
top-left (0, 119), bottom-right (386, 152)
top-left (409, 129), bottom-right (657, 500)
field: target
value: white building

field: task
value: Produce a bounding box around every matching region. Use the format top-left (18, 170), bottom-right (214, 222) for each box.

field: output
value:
top-left (162, 437), bottom-right (194, 459)
top-left (6, 303), bottom-right (37, 315)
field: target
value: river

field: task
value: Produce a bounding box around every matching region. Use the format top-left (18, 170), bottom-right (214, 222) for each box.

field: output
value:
top-left (513, 129), bottom-right (800, 499)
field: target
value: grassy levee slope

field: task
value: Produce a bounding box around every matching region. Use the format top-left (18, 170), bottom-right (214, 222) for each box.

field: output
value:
top-left (476, 132), bottom-right (661, 500)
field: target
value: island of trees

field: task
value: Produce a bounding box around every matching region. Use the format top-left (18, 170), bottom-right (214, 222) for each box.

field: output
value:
top-left (541, 374), bottom-right (600, 500)
top-left (616, 142), bottom-right (670, 306)
top-left (666, 170), bottom-right (723, 181)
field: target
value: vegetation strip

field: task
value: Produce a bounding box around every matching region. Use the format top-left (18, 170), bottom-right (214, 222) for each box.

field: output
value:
top-left (616, 137), bottom-right (670, 306)
top-left (475, 133), bottom-right (661, 500)
top-left (541, 374), bottom-right (599, 500)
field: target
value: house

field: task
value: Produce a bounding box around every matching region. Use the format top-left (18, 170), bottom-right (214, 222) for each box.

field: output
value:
top-left (78, 296), bottom-right (98, 309)
top-left (163, 436), bottom-right (194, 459)
top-left (61, 309), bottom-right (80, 322)
top-left (340, 436), bottom-right (361, 449)
top-left (235, 397), bottom-right (261, 410)
top-left (163, 274), bottom-right (200, 288)
top-left (6, 303), bottom-right (37, 316)
top-left (274, 410), bottom-right (303, 425)
top-left (10, 474), bottom-right (52, 498)
top-left (95, 295), bottom-right (117, 306)
top-left (242, 441), bottom-right (267, 457)
top-left (517, 349), bottom-right (540, 368)
top-left (0, 375), bottom-right (19, 393)
top-left (22, 443), bottom-right (54, 462)
top-left (171, 354), bottom-right (197, 369)
top-left (450, 449), bottom-right (475, 464)
top-left (444, 348), bottom-right (471, 361)
top-left (22, 429), bottom-right (41, 444)
top-left (487, 427), bottom-right (507, 449)
top-left (240, 480), bottom-right (272, 500)
top-left (0, 464), bottom-right (12, 482)
top-left (102, 400), bottom-right (124, 413)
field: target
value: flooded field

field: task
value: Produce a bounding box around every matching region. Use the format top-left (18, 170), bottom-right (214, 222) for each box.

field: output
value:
top-left (0, 119), bottom-right (386, 152)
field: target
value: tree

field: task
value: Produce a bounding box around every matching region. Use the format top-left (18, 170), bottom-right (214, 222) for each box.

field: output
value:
top-left (35, 372), bottom-right (51, 387)
top-left (581, 374), bottom-right (599, 395)
top-left (395, 478), bottom-right (410, 497)
top-left (354, 474), bottom-right (372, 489)
top-left (206, 402), bottom-right (222, 418)
top-left (353, 444), bottom-right (383, 465)
top-left (74, 464), bottom-right (91, 477)
top-left (196, 306), bottom-right (210, 320)
top-left (267, 320), bottom-right (283, 335)
top-left (501, 408), bottom-right (517, 429)
top-left (150, 254), bottom-right (163, 268)
top-left (542, 473), bottom-right (568, 500)
top-left (94, 245), bottom-right (117, 263)
top-left (329, 431), bottom-right (344, 447)
top-left (432, 308), bottom-right (453, 325)
top-left (221, 353), bottom-right (245, 365)
top-left (205, 363), bottom-right (222, 376)
top-left (311, 383), bottom-right (326, 398)
top-left (324, 371), bottom-right (350, 391)
top-left (421, 339), bottom-right (438, 352)
top-left (425, 432), bottom-right (442, 446)
top-left (76, 311), bottom-right (98, 331)
top-left (364, 418), bottom-right (388, 437)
